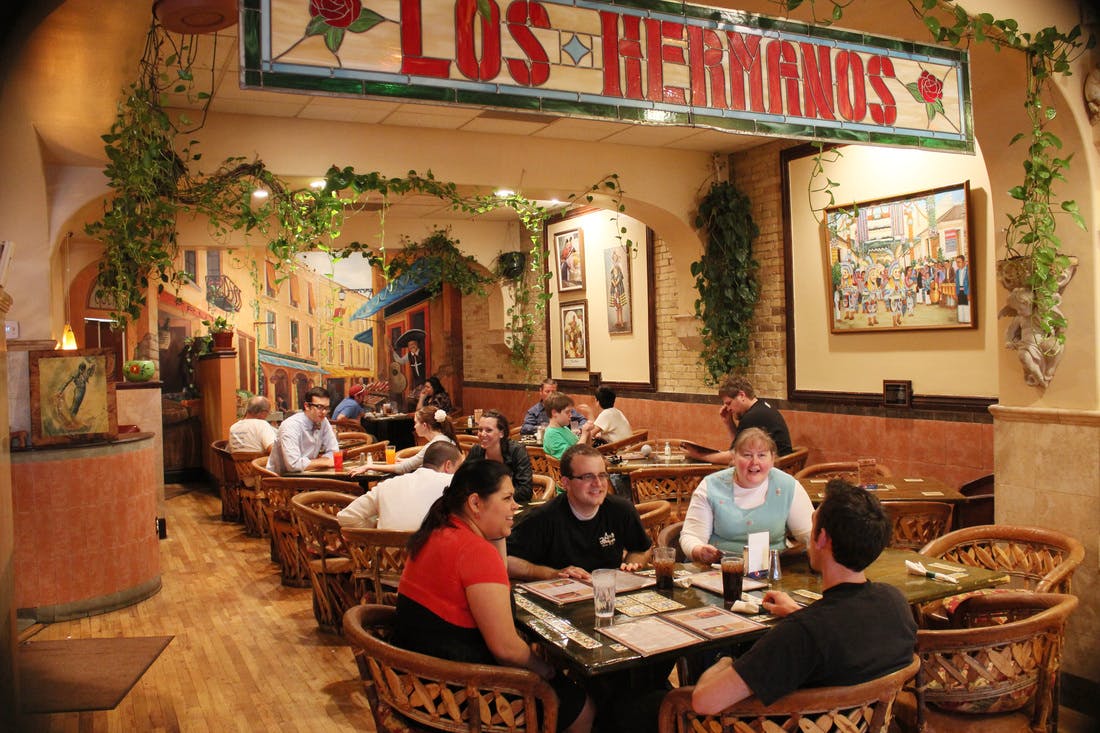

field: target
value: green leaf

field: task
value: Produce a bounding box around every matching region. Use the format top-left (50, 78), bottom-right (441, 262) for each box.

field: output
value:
top-left (348, 8), bottom-right (385, 33)
top-left (325, 26), bottom-right (346, 53)
top-left (305, 15), bottom-right (329, 37)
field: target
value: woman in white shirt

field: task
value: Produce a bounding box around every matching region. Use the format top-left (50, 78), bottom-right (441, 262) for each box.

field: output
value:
top-left (362, 406), bottom-right (457, 476)
top-left (680, 428), bottom-right (813, 563)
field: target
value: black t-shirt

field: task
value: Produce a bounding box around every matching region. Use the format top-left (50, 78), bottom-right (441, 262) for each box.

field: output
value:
top-left (733, 399), bottom-right (794, 456)
top-left (734, 581), bottom-right (917, 705)
top-left (506, 494), bottom-right (652, 571)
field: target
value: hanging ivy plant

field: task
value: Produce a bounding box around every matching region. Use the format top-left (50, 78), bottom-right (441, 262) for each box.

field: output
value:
top-left (691, 181), bottom-right (761, 383)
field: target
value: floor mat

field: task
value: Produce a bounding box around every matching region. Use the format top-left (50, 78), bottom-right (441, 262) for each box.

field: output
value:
top-left (19, 635), bottom-right (173, 713)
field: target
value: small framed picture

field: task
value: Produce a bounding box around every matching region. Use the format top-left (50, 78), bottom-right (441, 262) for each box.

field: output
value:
top-left (29, 348), bottom-right (118, 446)
top-left (560, 301), bottom-right (589, 371)
top-left (554, 229), bottom-right (585, 293)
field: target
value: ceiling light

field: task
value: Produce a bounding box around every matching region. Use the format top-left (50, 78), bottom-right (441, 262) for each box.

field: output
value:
top-left (252, 189), bottom-right (269, 200)
top-left (310, 180), bottom-right (326, 190)
top-left (494, 189), bottom-right (515, 197)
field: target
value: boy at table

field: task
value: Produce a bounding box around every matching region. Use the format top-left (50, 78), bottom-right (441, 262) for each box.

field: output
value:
top-left (691, 479), bottom-right (916, 713)
top-left (541, 392), bottom-right (601, 460)
top-left (506, 444), bottom-right (648, 580)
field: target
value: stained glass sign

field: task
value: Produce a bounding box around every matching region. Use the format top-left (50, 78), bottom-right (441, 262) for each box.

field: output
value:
top-left (241, 0), bottom-right (972, 151)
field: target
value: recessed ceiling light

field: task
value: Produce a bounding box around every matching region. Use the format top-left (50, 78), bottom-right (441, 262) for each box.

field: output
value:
top-left (252, 189), bottom-right (269, 200)
top-left (310, 180), bottom-right (326, 190)
top-left (495, 189), bottom-right (515, 197)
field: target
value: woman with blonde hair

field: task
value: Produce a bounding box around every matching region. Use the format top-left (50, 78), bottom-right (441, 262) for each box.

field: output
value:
top-left (680, 427), bottom-right (814, 564)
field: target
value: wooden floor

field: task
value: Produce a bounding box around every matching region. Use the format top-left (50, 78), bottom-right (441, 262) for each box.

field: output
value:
top-left (16, 485), bottom-right (374, 732)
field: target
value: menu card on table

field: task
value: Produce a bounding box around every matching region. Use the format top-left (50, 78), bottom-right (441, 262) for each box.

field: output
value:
top-left (685, 570), bottom-right (767, 596)
top-left (662, 606), bottom-right (766, 639)
top-left (595, 616), bottom-right (702, 656)
top-left (520, 571), bottom-right (655, 605)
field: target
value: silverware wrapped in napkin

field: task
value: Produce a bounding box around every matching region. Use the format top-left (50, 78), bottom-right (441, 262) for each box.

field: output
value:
top-left (905, 560), bottom-right (958, 584)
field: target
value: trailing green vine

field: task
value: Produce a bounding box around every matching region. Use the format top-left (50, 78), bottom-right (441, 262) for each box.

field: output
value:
top-left (692, 181), bottom-right (761, 383)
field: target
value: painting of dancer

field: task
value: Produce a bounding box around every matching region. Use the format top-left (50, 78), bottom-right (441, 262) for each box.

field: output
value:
top-left (30, 348), bottom-right (117, 445)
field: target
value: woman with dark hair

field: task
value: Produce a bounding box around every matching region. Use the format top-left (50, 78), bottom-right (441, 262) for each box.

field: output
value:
top-left (358, 406), bottom-right (457, 476)
top-left (416, 375), bottom-right (454, 413)
top-left (396, 460), bottom-right (594, 733)
top-left (466, 409), bottom-right (534, 503)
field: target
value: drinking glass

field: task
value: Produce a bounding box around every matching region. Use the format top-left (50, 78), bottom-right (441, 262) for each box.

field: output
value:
top-left (720, 554), bottom-right (744, 606)
top-left (591, 569), bottom-right (617, 620)
top-left (332, 450), bottom-right (344, 472)
top-left (653, 547), bottom-right (676, 591)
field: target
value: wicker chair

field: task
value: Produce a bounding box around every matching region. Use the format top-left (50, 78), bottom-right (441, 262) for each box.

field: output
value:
top-left (794, 461), bottom-right (894, 483)
top-left (893, 593), bottom-right (1078, 733)
top-left (211, 439), bottom-right (242, 522)
top-left (526, 444), bottom-right (550, 475)
top-left (456, 434), bottom-right (479, 453)
top-left (291, 490), bottom-right (357, 633)
top-left (231, 450), bottom-right (270, 537)
top-left (628, 465), bottom-right (718, 520)
top-left (774, 445), bottom-right (810, 475)
top-left (344, 604), bottom-right (559, 733)
top-left (337, 431), bottom-right (373, 449)
top-left (882, 501), bottom-right (954, 551)
top-left (954, 474), bottom-right (994, 529)
top-left (657, 521), bottom-right (687, 562)
top-left (918, 524), bottom-right (1085, 594)
top-left (635, 500), bottom-right (672, 547)
top-left (659, 656), bottom-right (919, 733)
top-left (531, 473), bottom-right (556, 501)
top-left (262, 477), bottom-right (361, 587)
top-left (342, 527), bottom-right (413, 605)
top-left (345, 440), bottom-right (389, 462)
top-left (596, 428), bottom-right (649, 455)
top-left (394, 445), bottom-right (421, 460)
top-left (334, 417), bottom-right (368, 433)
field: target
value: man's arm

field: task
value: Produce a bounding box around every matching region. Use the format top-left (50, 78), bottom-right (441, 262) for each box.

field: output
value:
top-left (519, 404), bottom-right (542, 435)
top-left (506, 555), bottom-right (589, 580)
top-left (692, 657), bottom-right (753, 715)
top-left (336, 492), bottom-right (380, 528)
top-left (621, 549), bottom-right (648, 571)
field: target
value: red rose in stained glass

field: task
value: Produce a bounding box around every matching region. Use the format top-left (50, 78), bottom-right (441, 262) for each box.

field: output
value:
top-left (917, 71), bottom-right (944, 104)
top-left (310, 0), bottom-right (362, 28)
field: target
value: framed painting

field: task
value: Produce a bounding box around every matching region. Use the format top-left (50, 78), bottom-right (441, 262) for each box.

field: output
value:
top-left (560, 301), bottom-right (589, 370)
top-left (825, 181), bottom-right (975, 334)
top-left (29, 348), bottom-right (118, 446)
top-left (554, 229), bottom-right (585, 292)
top-left (604, 245), bottom-right (632, 334)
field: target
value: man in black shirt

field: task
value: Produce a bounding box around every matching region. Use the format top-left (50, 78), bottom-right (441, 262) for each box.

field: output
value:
top-left (684, 375), bottom-right (793, 464)
top-left (692, 479), bottom-right (916, 712)
top-left (506, 444), bottom-right (650, 579)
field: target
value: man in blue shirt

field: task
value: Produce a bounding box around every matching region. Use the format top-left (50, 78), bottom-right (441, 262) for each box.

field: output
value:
top-left (520, 378), bottom-right (587, 435)
top-left (267, 387), bottom-right (339, 474)
top-left (331, 383), bottom-right (367, 422)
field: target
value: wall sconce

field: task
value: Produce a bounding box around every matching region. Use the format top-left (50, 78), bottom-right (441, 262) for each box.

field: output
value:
top-left (60, 232), bottom-right (77, 350)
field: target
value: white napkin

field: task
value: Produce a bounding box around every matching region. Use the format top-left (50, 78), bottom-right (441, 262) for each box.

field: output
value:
top-left (905, 560), bottom-right (958, 584)
top-left (730, 599), bottom-right (760, 614)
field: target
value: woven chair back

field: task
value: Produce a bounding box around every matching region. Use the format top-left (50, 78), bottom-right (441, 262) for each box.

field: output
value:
top-left (344, 604), bottom-right (558, 733)
top-left (628, 466), bottom-right (719, 519)
top-left (345, 440), bottom-right (389, 462)
top-left (636, 500), bottom-right (672, 546)
top-left (659, 656), bottom-right (918, 733)
top-left (882, 501), bottom-right (953, 551)
top-left (342, 527), bottom-right (413, 605)
top-left (774, 445), bottom-right (810, 475)
top-left (794, 461), bottom-right (893, 483)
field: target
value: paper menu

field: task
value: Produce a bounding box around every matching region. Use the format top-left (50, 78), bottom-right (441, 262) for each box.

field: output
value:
top-left (687, 569), bottom-right (766, 596)
top-left (662, 606), bottom-right (766, 639)
top-left (519, 571), bottom-right (655, 605)
top-left (595, 616), bottom-right (702, 656)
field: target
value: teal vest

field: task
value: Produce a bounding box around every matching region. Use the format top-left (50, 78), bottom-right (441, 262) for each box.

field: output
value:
top-left (705, 467), bottom-right (797, 552)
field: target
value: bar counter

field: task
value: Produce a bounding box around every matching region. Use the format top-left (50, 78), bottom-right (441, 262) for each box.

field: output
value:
top-left (12, 432), bottom-right (161, 622)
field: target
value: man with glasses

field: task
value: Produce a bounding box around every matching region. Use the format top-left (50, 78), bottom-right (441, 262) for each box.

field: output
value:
top-left (267, 386), bottom-right (340, 474)
top-left (506, 444), bottom-right (650, 580)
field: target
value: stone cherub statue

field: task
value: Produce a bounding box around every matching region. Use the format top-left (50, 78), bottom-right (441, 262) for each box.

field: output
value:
top-left (998, 258), bottom-right (1078, 388)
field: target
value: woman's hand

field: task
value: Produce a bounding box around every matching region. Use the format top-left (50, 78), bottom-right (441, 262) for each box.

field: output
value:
top-left (691, 544), bottom-right (722, 565)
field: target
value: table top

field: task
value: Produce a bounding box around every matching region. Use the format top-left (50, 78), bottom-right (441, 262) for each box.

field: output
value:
top-left (361, 413), bottom-right (414, 422)
top-left (513, 547), bottom-right (1007, 678)
top-left (606, 451), bottom-right (718, 474)
top-left (800, 476), bottom-right (966, 503)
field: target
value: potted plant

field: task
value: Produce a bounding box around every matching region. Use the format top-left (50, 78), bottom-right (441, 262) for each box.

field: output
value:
top-left (203, 316), bottom-right (234, 351)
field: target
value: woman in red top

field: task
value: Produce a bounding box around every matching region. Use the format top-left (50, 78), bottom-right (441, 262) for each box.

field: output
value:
top-left (396, 460), bottom-right (594, 733)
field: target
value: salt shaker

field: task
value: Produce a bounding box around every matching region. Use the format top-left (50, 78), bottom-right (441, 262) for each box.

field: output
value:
top-left (768, 549), bottom-right (782, 585)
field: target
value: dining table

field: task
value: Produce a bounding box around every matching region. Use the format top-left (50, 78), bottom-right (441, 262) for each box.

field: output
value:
top-left (799, 476), bottom-right (966, 504)
top-left (512, 547), bottom-right (1008, 680)
top-left (360, 412), bottom-right (416, 449)
top-left (605, 450), bottom-right (718, 474)
top-left (287, 463), bottom-right (390, 489)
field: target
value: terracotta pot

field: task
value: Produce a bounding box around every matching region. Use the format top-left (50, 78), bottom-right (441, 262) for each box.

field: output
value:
top-left (211, 331), bottom-right (234, 351)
